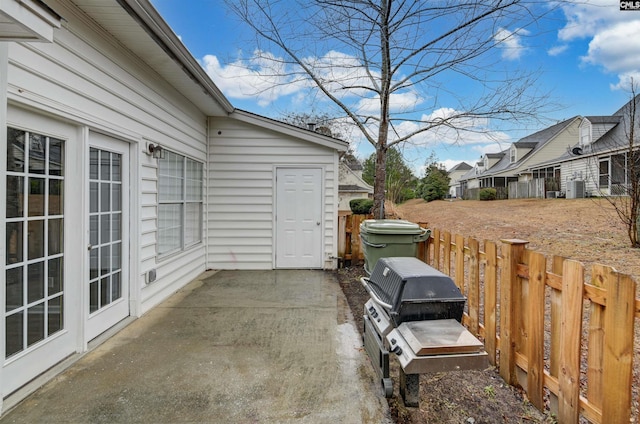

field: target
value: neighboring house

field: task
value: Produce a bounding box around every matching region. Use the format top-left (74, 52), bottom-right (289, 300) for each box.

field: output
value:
top-left (447, 161), bottom-right (472, 198)
top-left (338, 159), bottom-right (373, 212)
top-left (0, 0), bottom-right (347, 412)
top-left (459, 117), bottom-right (580, 198)
top-left (529, 96), bottom-right (639, 197)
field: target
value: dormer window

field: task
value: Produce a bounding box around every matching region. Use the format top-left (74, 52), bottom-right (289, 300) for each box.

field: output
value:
top-left (510, 145), bottom-right (516, 163)
top-left (579, 120), bottom-right (592, 147)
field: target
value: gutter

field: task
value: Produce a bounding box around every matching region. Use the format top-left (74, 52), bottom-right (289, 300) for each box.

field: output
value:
top-left (117, 0), bottom-right (235, 114)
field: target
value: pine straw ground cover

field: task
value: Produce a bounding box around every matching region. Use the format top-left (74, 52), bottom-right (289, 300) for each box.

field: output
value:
top-left (337, 197), bottom-right (640, 423)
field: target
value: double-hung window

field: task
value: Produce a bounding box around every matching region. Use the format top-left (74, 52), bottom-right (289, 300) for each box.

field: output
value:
top-left (157, 151), bottom-right (203, 257)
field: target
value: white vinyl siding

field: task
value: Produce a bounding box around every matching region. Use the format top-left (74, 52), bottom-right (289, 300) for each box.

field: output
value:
top-left (7, 0), bottom-right (209, 313)
top-left (207, 117), bottom-right (339, 270)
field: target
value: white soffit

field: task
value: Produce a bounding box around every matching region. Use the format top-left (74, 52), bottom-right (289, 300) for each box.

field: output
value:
top-left (0, 0), bottom-right (61, 42)
top-left (70, 0), bottom-right (233, 116)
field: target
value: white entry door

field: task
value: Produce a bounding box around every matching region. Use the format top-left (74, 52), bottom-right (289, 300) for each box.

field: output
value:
top-left (85, 133), bottom-right (130, 340)
top-left (275, 168), bottom-right (323, 268)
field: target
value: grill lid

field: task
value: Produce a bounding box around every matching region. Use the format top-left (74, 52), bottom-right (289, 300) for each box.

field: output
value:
top-left (365, 257), bottom-right (465, 325)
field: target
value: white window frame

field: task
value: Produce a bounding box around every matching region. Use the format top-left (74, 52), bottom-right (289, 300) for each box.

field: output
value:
top-left (157, 150), bottom-right (203, 258)
top-left (580, 120), bottom-right (592, 147)
top-left (509, 145), bottom-right (516, 163)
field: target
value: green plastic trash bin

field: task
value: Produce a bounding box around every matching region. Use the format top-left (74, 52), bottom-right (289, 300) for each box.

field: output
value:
top-left (359, 219), bottom-right (431, 275)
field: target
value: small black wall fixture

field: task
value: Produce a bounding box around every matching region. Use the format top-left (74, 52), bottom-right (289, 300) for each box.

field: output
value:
top-left (146, 143), bottom-right (165, 159)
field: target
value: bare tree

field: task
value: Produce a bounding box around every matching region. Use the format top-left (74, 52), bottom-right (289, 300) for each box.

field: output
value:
top-left (592, 81), bottom-right (640, 247)
top-left (226, 0), bottom-right (556, 218)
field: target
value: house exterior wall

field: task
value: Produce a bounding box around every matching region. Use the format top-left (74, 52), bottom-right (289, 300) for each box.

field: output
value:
top-left (338, 162), bottom-right (372, 210)
top-left (207, 116), bottom-right (340, 270)
top-left (560, 157), bottom-right (599, 195)
top-left (339, 191), bottom-right (370, 211)
top-left (4, 0), bottom-right (211, 324)
top-left (448, 169), bottom-right (469, 197)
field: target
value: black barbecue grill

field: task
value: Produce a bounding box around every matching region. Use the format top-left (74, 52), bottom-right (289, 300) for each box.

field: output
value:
top-left (363, 257), bottom-right (465, 326)
top-left (361, 256), bottom-right (488, 407)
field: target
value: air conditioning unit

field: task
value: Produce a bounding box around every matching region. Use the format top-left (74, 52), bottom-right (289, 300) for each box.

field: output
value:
top-left (546, 191), bottom-right (560, 199)
top-left (566, 180), bottom-right (585, 199)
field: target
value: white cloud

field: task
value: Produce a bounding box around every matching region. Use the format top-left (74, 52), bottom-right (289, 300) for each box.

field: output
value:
top-left (580, 20), bottom-right (640, 76)
top-left (494, 27), bottom-right (530, 60)
top-left (355, 90), bottom-right (425, 115)
top-left (557, 1), bottom-right (640, 85)
top-left (387, 108), bottom-right (511, 150)
top-left (557, 0), bottom-right (627, 41)
top-left (202, 52), bottom-right (308, 107)
top-left (547, 44), bottom-right (568, 56)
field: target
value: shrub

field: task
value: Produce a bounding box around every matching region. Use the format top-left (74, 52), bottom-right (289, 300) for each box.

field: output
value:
top-left (350, 198), bottom-right (374, 214)
top-left (479, 188), bottom-right (497, 201)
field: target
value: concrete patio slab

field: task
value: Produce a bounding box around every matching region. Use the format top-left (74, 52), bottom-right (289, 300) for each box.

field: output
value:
top-left (0, 269), bottom-right (391, 423)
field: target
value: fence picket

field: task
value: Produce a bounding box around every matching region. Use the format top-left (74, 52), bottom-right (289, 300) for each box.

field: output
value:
top-left (433, 228), bottom-right (441, 269)
top-left (499, 239), bottom-right (528, 386)
top-left (484, 241), bottom-right (498, 366)
top-left (527, 251), bottom-right (546, 410)
top-left (601, 272), bottom-right (635, 422)
top-left (468, 238), bottom-right (480, 336)
top-left (455, 234), bottom-right (465, 295)
top-left (587, 264), bottom-right (612, 411)
top-left (558, 260), bottom-right (584, 423)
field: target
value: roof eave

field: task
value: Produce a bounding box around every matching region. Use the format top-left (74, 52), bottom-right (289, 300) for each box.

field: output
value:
top-left (119, 0), bottom-right (235, 114)
top-left (231, 109), bottom-right (349, 151)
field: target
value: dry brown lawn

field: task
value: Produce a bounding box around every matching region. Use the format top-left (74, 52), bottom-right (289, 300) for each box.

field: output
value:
top-left (396, 197), bottom-right (640, 280)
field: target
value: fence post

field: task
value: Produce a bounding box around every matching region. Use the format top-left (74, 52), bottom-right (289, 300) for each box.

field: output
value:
top-left (499, 239), bottom-right (528, 386)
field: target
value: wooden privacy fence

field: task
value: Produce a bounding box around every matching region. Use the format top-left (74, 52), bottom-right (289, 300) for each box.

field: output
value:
top-left (338, 217), bottom-right (639, 423)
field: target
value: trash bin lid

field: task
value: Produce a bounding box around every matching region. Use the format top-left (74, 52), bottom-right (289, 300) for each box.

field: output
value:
top-left (360, 219), bottom-right (424, 234)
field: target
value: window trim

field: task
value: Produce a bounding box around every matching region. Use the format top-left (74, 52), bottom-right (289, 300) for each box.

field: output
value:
top-left (157, 150), bottom-right (204, 258)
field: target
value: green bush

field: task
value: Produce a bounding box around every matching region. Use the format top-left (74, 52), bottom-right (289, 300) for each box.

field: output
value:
top-left (479, 188), bottom-right (497, 201)
top-left (350, 198), bottom-right (374, 214)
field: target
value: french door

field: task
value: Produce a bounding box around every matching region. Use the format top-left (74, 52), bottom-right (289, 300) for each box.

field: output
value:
top-left (85, 133), bottom-right (130, 340)
top-left (3, 126), bottom-right (77, 397)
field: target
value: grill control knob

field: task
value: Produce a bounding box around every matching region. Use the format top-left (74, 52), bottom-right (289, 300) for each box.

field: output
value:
top-left (390, 338), bottom-right (396, 344)
top-left (391, 345), bottom-right (403, 356)
top-left (372, 311), bottom-right (378, 318)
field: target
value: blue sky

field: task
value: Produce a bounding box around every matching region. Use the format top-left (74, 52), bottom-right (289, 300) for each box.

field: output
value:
top-left (151, 1), bottom-right (640, 175)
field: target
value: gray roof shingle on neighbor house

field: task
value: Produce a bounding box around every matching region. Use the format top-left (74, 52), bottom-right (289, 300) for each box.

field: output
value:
top-left (458, 116), bottom-right (581, 181)
top-left (339, 184), bottom-right (371, 192)
top-left (529, 97), bottom-right (640, 170)
top-left (448, 162), bottom-right (472, 173)
top-left (480, 116), bottom-right (581, 176)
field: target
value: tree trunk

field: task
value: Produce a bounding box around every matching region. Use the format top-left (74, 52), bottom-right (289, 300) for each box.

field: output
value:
top-left (371, 0), bottom-right (392, 220)
top-left (373, 144), bottom-right (387, 219)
